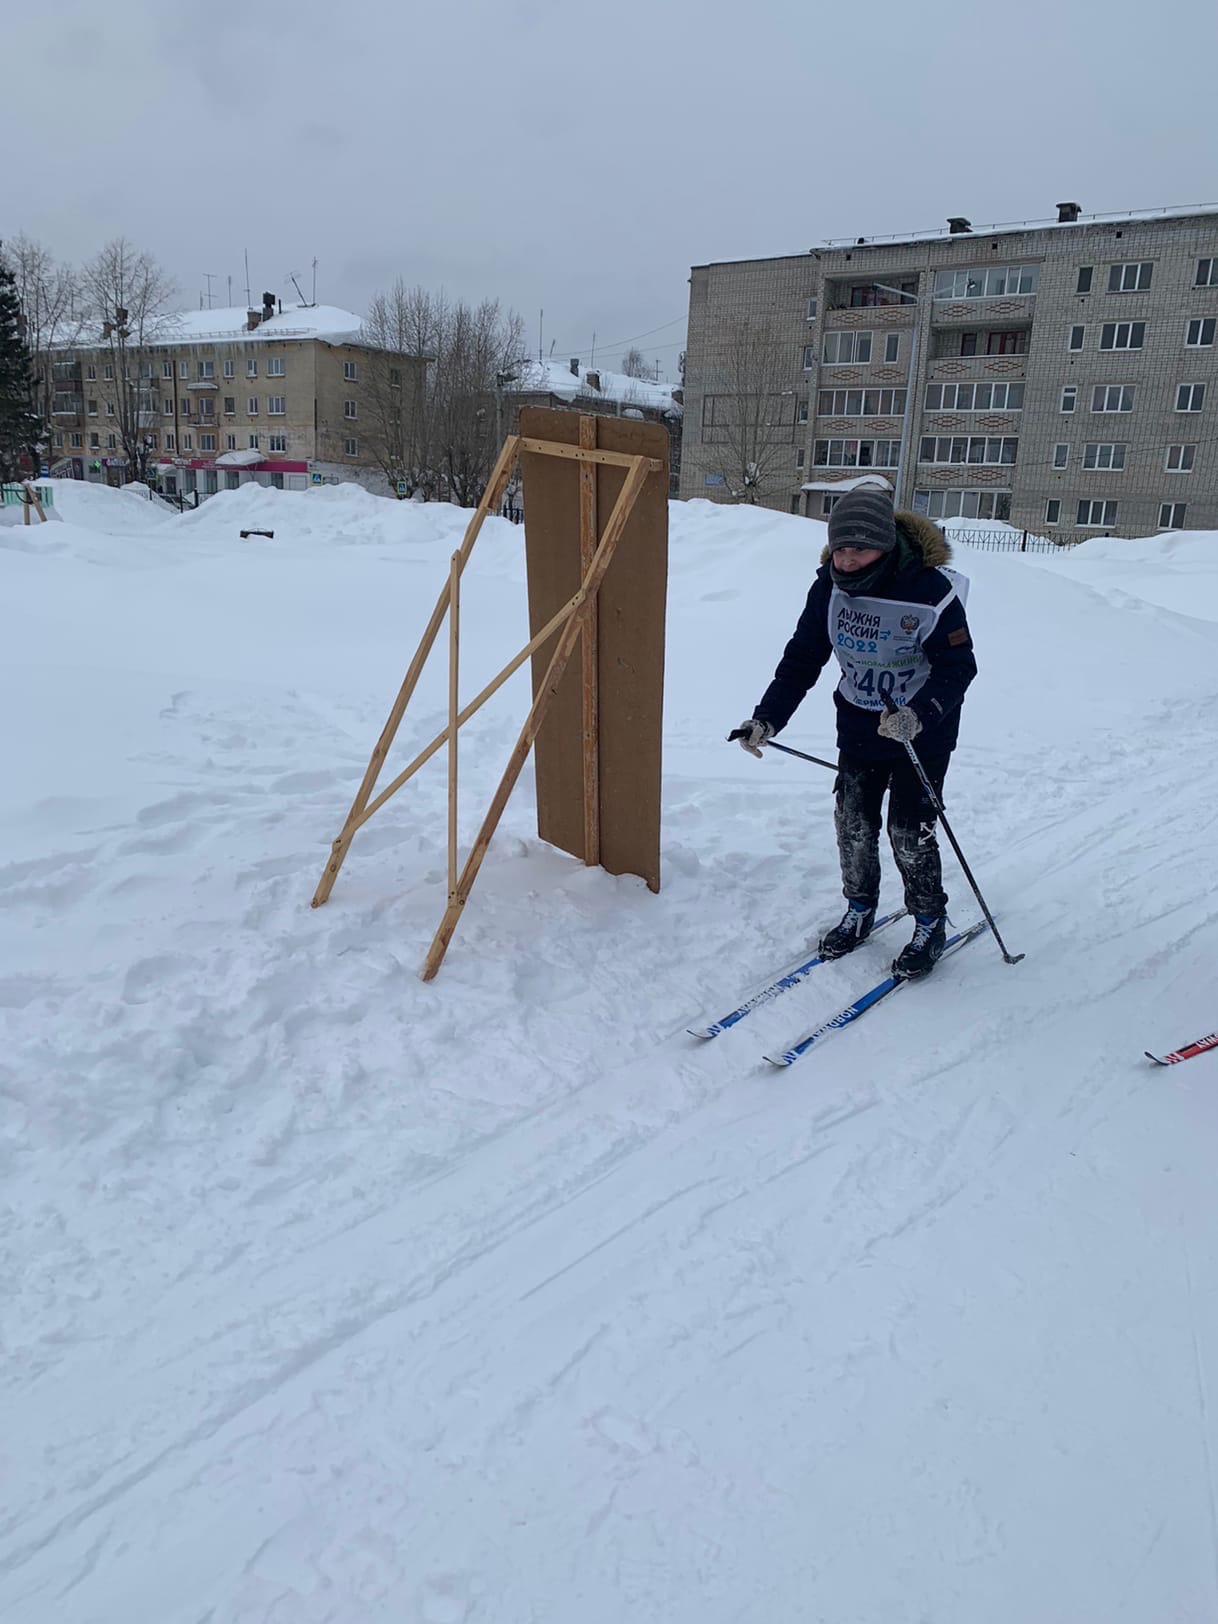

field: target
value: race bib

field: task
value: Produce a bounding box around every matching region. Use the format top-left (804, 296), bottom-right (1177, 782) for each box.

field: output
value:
top-left (828, 576), bottom-right (964, 711)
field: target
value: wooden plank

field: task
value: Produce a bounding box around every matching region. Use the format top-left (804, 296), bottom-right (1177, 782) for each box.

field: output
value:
top-left (578, 415), bottom-right (601, 867)
top-left (421, 456), bottom-right (650, 980)
top-left (310, 436), bottom-right (520, 908)
top-left (448, 551), bottom-right (460, 900)
top-left (518, 437), bottom-right (661, 472)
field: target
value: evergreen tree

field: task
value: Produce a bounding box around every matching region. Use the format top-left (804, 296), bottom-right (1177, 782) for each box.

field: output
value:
top-left (0, 245), bottom-right (45, 481)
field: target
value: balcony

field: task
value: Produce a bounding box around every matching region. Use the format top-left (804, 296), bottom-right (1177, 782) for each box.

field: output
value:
top-left (187, 377), bottom-right (219, 390)
top-left (52, 397), bottom-right (83, 417)
top-left (928, 353), bottom-right (1027, 383)
top-left (823, 305), bottom-right (915, 331)
top-left (931, 295), bottom-right (1036, 327)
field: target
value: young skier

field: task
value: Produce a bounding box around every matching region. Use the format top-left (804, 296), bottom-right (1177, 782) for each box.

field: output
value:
top-left (734, 484), bottom-right (977, 979)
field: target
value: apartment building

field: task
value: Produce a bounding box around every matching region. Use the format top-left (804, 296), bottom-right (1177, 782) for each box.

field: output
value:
top-left (47, 295), bottom-right (423, 499)
top-left (681, 202), bottom-right (1218, 538)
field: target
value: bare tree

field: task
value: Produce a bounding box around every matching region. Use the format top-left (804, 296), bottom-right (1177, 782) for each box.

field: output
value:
top-left (702, 316), bottom-right (798, 503)
top-left (0, 235), bottom-right (86, 433)
top-left (363, 280), bottom-right (439, 496)
top-left (431, 298), bottom-right (526, 505)
top-left (81, 238), bottom-right (177, 483)
top-left (620, 346), bottom-right (648, 378)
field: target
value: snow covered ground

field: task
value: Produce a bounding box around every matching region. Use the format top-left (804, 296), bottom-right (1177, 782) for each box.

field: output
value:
top-left (3, 486), bottom-right (1217, 1623)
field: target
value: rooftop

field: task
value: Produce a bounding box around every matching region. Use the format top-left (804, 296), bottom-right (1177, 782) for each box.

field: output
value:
top-left (54, 302), bottom-right (366, 350)
top-left (820, 201), bottom-right (1218, 251)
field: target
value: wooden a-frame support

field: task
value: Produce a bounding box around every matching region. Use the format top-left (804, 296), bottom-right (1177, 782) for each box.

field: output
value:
top-left (310, 426), bottom-right (661, 980)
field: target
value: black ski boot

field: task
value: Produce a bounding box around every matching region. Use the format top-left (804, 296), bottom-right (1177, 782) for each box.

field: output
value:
top-left (893, 913), bottom-right (947, 979)
top-left (818, 899), bottom-right (877, 960)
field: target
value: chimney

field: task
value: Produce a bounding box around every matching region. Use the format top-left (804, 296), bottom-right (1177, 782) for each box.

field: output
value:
top-left (584, 370), bottom-right (602, 393)
top-left (246, 309), bottom-right (262, 331)
top-left (1057, 201), bottom-right (1082, 223)
top-left (569, 357), bottom-right (580, 376)
top-left (262, 291), bottom-right (275, 320)
top-left (947, 217), bottom-right (972, 235)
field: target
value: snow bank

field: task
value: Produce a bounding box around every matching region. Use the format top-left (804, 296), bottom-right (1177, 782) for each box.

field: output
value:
top-left (4, 492), bottom-right (1218, 1623)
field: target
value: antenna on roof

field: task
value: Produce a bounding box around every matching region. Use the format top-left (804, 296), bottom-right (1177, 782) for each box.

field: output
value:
top-left (287, 270), bottom-right (308, 307)
top-left (311, 257), bottom-right (318, 306)
top-left (203, 272), bottom-right (218, 309)
top-left (244, 249), bottom-right (251, 308)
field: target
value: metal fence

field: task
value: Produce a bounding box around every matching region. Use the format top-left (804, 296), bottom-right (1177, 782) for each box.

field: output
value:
top-left (946, 526), bottom-right (1081, 554)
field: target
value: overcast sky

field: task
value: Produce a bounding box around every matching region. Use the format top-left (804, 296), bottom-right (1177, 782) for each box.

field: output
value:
top-left (4, 0), bottom-right (1216, 381)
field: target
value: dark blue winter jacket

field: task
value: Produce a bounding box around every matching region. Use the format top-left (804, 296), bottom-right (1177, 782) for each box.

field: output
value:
top-left (754, 512), bottom-right (977, 763)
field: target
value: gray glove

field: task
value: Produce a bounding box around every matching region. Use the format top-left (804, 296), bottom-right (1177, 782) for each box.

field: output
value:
top-left (877, 705), bottom-right (923, 743)
top-left (734, 718), bottom-right (774, 758)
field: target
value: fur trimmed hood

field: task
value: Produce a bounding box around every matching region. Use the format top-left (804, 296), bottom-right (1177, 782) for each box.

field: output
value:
top-left (820, 510), bottom-right (951, 570)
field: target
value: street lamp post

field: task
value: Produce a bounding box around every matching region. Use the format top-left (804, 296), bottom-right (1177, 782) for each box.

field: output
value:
top-left (871, 281), bottom-right (922, 512)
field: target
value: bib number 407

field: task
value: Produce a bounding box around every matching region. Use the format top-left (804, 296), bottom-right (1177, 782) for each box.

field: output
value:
top-left (855, 667), bottom-right (911, 700)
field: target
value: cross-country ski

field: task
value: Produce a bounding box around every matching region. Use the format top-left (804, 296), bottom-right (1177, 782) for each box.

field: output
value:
top-left (1145, 1030), bottom-right (1218, 1066)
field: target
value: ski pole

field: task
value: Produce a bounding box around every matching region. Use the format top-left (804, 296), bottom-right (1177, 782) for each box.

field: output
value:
top-left (880, 695), bottom-right (1024, 966)
top-left (727, 728), bottom-right (837, 773)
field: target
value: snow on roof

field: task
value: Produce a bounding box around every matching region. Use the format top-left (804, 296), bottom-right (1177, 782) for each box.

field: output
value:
top-left (822, 201), bottom-right (1218, 251)
top-left (57, 303), bottom-right (365, 350)
top-left (517, 357), bottom-right (682, 417)
top-left (801, 474), bottom-right (894, 494)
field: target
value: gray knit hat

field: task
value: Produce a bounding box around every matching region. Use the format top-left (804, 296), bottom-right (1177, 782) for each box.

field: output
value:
top-left (827, 487), bottom-right (898, 554)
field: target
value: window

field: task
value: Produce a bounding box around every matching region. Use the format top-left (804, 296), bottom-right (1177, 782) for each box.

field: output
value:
top-left (224, 396), bottom-right (235, 415)
top-left (797, 398), bottom-right (809, 424)
top-left (1069, 325), bottom-right (1086, 350)
top-left (986, 330), bottom-right (1029, 355)
top-left (105, 400), bottom-right (115, 416)
top-left (1077, 499), bottom-right (1118, 526)
top-left (104, 363), bottom-right (113, 380)
top-left (70, 431), bottom-right (82, 447)
top-left (225, 472), bottom-right (240, 490)
top-left (199, 433), bottom-right (217, 452)
top-left (802, 345), bottom-right (816, 369)
top-left (223, 359), bottom-right (235, 378)
top-left (912, 488), bottom-right (1011, 521)
top-left (163, 398), bottom-right (173, 415)
top-left (343, 359), bottom-right (358, 380)
top-left (1108, 262), bottom-right (1152, 293)
top-left (344, 437), bottom-right (359, 456)
top-left (884, 332), bottom-right (900, 363)
top-left (106, 433), bottom-right (116, 449)
top-left (1100, 321), bottom-right (1145, 350)
top-left (182, 433), bottom-right (193, 450)
top-left (179, 360), bottom-right (189, 379)
top-left (267, 357), bottom-right (285, 377)
top-left (198, 398), bottom-right (214, 419)
top-left (247, 359), bottom-right (258, 377)
top-left (198, 360), bottom-right (214, 379)
top-left (53, 432), bottom-right (63, 448)
top-left (268, 395), bottom-right (285, 415)
top-left (1076, 267), bottom-right (1093, 294)
top-left (1091, 385), bottom-right (1135, 412)
top-left (806, 297), bottom-right (818, 321)
top-left (844, 279), bottom-right (916, 307)
top-left (1053, 443), bottom-right (1069, 468)
top-left (1186, 318), bottom-right (1216, 348)
top-left (813, 438), bottom-right (902, 468)
top-left (818, 387), bottom-right (906, 416)
top-left (268, 432), bottom-right (287, 452)
top-left (820, 492), bottom-right (846, 516)
top-left (343, 399), bottom-right (358, 419)
top-left (87, 399), bottom-right (97, 416)
top-left (1083, 442), bottom-right (1126, 470)
top-left (181, 398), bottom-right (192, 416)
top-left (933, 265), bottom-right (1039, 299)
top-left (164, 432), bottom-right (174, 450)
top-left (958, 332), bottom-right (978, 357)
top-left (1166, 443), bottom-right (1196, 472)
top-left (247, 397), bottom-right (259, 415)
top-left (248, 433), bottom-right (260, 449)
top-left (823, 331), bottom-right (873, 364)
top-left (918, 436), bottom-right (1018, 466)
top-left (795, 447), bottom-right (806, 469)
top-left (85, 364), bottom-right (96, 381)
top-left (1196, 258), bottom-right (1218, 288)
top-left (389, 367), bottom-right (401, 386)
top-left (1061, 385), bottom-right (1077, 413)
top-left (1045, 499), bottom-right (1061, 525)
top-left (1176, 383), bottom-right (1206, 412)
top-left (1159, 502), bottom-right (1188, 529)
top-left (161, 360), bottom-right (172, 379)
top-left (225, 434), bottom-right (237, 451)
top-left (89, 431), bottom-right (99, 448)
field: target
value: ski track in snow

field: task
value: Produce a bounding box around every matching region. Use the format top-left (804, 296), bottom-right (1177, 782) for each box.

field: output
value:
top-left (3, 490), bottom-right (1218, 1622)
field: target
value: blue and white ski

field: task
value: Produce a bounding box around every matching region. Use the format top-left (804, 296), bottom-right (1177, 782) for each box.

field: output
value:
top-left (763, 920), bottom-right (991, 1067)
top-left (688, 910), bottom-right (907, 1040)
